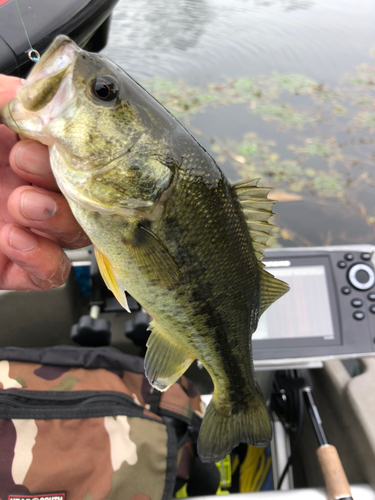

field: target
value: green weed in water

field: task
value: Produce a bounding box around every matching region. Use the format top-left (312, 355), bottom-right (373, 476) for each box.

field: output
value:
top-left (271, 73), bottom-right (317, 94)
top-left (288, 138), bottom-right (338, 158)
top-left (253, 104), bottom-right (307, 128)
top-left (311, 174), bottom-right (347, 195)
top-left (142, 60), bottom-right (375, 247)
top-left (349, 64), bottom-right (375, 87)
top-left (354, 111), bottom-right (375, 130)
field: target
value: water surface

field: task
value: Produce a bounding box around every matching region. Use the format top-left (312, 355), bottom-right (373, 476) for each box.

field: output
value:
top-left (103, 0), bottom-right (375, 247)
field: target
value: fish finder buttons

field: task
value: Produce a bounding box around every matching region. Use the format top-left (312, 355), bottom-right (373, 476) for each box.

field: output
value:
top-left (253, 246), bottom-right (375, 367)
top-left (348, 264), bottom-right (375, 291)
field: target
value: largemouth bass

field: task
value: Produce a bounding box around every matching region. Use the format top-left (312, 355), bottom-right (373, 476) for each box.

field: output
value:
top-left (1, 36), bottom-right (289, 462)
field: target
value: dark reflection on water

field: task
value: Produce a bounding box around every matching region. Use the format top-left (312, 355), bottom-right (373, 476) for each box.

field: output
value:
top-left (103, 0), bottom-right (375, 247)
top-left (141, 0), bottom-right (211, 51)
top-left (104, 0), bottom-right (375, 83)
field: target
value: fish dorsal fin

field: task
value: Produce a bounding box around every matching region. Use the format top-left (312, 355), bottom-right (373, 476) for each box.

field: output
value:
top-left (259, 267), bottom-right (290, 316)
top-left (233, 178), bottom-right (276, 262)
top-left (233, 179), bottom-right (289, 313)
top-left (94, 246), bottom-right (130, 312)
top-left (145, 321), bottom-right (195, 392)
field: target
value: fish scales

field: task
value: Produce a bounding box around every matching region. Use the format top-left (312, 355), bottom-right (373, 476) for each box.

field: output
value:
top-left (0, 35), bottom-right (289, 462)
top-left (159, 149), bottom-right (260, 393)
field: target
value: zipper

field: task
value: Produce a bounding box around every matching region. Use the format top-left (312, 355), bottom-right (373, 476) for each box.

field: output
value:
top-left (0, 390), bottom-right (150, 419)
top-left (0, 390), bottom-right (134, 407)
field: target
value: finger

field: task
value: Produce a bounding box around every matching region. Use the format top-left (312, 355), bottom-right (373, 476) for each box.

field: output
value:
top-left (7, 185), bottom-right (91, 249)
top-left (0, 223), bottom-right (71, 291)
top-left (9, 139), bottom-right (60, 192)
top-left (0, 127), bottom-right (28, 223)
top-left (0, 125), bottom-right (19, 164)
top-left (0, 75), bottom-right (24, 112)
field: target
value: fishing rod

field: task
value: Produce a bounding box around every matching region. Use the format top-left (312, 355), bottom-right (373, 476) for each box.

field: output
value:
top-left (303, 387), bottom-right (353, 500)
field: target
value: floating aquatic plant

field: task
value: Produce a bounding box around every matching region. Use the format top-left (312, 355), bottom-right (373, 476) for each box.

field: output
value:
top-left (354, 110), bottom-right (375, 131)
top-left (210, 132), bottom-right (347, 199)
top-left (311, 174), bottom-right (347, 196)
top-left (253, 104), bottom-right (307, 128)
top-left (348, 64), bottom-right (375, 87)
top-left (288, 137), bottom-right (342, 160)
top-left (142, 59), bottom-right (375, 247)
top-left (269, 73), bottom-right (317, 94)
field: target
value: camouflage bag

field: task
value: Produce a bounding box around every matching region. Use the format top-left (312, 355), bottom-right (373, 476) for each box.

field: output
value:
top-left (0, 346), bottom-right (205, 500)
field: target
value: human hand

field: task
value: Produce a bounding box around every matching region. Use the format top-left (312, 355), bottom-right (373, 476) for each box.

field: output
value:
top-left (0, 74), bottom-right (91, 291)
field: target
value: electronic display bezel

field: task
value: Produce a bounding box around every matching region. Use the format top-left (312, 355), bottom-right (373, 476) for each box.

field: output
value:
top-left (253, 254), bottom-right (342, 359)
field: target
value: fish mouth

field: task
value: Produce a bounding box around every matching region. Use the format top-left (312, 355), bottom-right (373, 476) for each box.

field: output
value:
top-left (2, 35), bottom-right (79, 142)
top-left (27, 35), bottom-right (77, 84)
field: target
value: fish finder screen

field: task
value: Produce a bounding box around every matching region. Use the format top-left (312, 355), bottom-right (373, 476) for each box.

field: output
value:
top-left (254, 265), bottom-right (335, 340)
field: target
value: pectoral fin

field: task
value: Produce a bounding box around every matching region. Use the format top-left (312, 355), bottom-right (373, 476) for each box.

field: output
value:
top-left (94, 246), bottom-right (130, 312)
top-left (145, 321), bottom-right (195, 391)
top-left (125, 223), bottom-right (182, 290)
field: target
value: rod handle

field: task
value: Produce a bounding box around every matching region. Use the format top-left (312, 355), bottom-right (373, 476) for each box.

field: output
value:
top-left (316, 445), bottom-right (353, 500)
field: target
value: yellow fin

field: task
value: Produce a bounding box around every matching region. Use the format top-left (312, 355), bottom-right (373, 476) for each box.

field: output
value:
top-left (94, 246), bottom-right (130, 313)
top-left (145, 321), bottom-right (195, 392)
top-left (259, 266), bottom-right (289, 316)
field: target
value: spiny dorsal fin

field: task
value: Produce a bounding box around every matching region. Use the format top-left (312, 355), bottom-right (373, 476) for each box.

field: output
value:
top-left (235, 178), bottom-right (272, 199)
top-left (233, 178), bottom-right (276, 262)
top-left (233, 178), bottom-right (289, 313)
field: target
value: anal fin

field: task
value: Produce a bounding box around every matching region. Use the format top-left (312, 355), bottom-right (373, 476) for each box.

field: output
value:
top-left (94, 246), bottom-right (130, 312)
top-left (145, 320), bottom-right (195, 392)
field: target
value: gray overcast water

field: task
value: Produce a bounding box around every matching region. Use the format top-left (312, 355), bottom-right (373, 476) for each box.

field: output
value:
top-left (103, 0), bottom-right (375, 84)
top-left (103, 0), bottom-right (375, 248)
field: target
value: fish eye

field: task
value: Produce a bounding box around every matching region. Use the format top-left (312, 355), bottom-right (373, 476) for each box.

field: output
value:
top-left (90, 76), bottom-right (118, 102)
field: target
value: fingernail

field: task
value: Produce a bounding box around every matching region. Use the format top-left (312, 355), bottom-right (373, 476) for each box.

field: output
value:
top-left (21, 191), bottom-right (57, 220)
top-left (15, 141), bottom-right (51, 177)
top-left (9, 226), bottom-right (37, 252)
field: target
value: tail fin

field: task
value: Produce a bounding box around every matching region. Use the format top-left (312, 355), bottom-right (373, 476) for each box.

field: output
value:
top-left (197, 387), bottom-right (272, 463)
